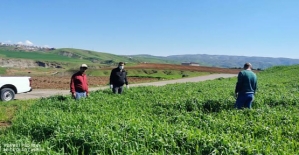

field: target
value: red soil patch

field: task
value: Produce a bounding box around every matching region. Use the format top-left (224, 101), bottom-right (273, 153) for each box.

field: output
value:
top-left (31, 76), bottom-right (156, 90)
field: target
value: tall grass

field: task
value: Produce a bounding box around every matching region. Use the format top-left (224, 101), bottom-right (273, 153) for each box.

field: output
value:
top-left (1, 65), bottom-right (299, 154)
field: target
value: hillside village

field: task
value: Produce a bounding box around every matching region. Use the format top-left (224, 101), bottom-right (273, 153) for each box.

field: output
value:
top-left (0, 42), bottom-right (56, 51)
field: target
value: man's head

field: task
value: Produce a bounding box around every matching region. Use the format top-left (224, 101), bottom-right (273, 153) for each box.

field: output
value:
top-left (80, 64), bottom-right (88, 73)
top-left (118, 62), bottom-right (125, 70)
top-left (243, 63), bottom-right (252, 70)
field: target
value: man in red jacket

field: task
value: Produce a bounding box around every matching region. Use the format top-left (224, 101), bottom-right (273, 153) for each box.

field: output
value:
top-left (70, 64), bottom-right (89, 100)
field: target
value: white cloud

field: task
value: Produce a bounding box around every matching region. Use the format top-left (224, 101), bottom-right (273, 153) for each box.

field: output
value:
top-left (43, 45), bottom-right (50, 48)
top-left (16, 40), bottom-right (34, 46)
top-left (25, 40), bottom-right (33, 46)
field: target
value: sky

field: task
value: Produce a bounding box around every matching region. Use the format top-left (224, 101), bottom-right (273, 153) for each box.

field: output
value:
top-left (0, 0), bottom-right (298, 58)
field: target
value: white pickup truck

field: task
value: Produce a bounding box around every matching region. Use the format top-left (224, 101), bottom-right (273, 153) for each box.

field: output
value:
top-left (0, 77), bottom-right (32, 101)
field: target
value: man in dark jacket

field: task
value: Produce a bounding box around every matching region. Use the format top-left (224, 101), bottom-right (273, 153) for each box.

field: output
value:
top-left (235, 62), bottom-right (257, 109)
top-left (109, 62), bottom-right (129, 94)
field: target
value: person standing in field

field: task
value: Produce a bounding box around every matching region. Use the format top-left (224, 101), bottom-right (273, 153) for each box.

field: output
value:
top-left (109, 62), bottom-right (129, 94)
top-left (235, 62), bottom-right (257, 109)
top-left (70, 64), bottom-right (89, 100)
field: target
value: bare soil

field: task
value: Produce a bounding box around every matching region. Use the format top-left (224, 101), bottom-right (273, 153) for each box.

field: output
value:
top-left (0, 121), bottom-right (11, 129)
top-left (31, 76), bottom-right (156, 90)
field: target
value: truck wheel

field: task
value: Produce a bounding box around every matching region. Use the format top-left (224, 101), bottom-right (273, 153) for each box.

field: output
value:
top-left (0, 88), bottom-right (15, 101)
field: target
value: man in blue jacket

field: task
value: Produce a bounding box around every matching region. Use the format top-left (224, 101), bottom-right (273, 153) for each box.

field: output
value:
top-left (109, 62), bottom-right (129, 94)
top-left (235, 63), bottom-right (257, 109)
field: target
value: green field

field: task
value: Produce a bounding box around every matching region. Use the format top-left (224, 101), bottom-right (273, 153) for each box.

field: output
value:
top-left (0, 49), bottom-right (88, 63)
top-left (86, 69), bottom-right (209, 79)
top-left (1, 65), bottom-right (299, 154)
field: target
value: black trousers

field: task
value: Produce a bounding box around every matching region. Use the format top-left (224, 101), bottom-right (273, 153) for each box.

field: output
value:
top-left (112, 85), bottom-right (123, 94)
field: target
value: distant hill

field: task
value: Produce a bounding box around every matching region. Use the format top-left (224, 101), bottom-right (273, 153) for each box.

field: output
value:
top-left (1, 44), bottom-right (299, 69)
top-left (122, 54), bottom-right (179, 64)
top-left (127, 54), bottom-right (299, 69)
top-left (0, 46), bottom-right (172, 68)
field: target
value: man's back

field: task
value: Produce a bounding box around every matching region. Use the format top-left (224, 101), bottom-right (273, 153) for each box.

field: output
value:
top-left (236, 70), bottom-right (257, 94)
top-left (235, 62), bottom-right (257, 109)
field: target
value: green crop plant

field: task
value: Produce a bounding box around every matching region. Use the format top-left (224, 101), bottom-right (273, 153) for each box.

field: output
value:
top-left (1, 65), bottom-right (299, 154)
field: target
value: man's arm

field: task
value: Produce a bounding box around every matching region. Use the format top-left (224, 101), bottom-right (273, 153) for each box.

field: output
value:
top-left (235, 72), bottom-right (243, 93)
top-left (124, 71), bottom-right (128, 85)
top-left (85, 75), bottom-right (89, 96)
top-left (253, 76), bottom-right (257, 94)
top-left (109, 69), bottom-right (114, 85)
top-left (70, 75), bottom-right (76, 98)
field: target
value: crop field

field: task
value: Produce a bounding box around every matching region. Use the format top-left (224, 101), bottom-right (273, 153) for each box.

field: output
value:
top-left (1, 65), bottom-right (299, 154)
top-left (4, 63), bottom-right (230, 89)
top-left (102, 63), bottom-right (242, 74)
top-left (24, 71), bottom-right (210, 89)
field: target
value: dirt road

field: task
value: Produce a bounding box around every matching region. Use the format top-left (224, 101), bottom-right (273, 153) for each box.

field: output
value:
top-left (15, 74), bottom-right (237, 100)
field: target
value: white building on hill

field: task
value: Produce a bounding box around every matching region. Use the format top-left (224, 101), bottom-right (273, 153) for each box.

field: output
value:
top-left (181, 62), bottom-right (200, 66)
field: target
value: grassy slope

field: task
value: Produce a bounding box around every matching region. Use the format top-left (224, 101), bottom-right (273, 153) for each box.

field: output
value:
top-left (0, 47), bottom-right (177, 67)
top-left (125, 54), bottom-right (180, 64)
top-left (49, 48), bottom-right (137, 63)
top-left (1, 65), bottom-right (299, 154)
top-left (0, 48), bottom-right (89, 63)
